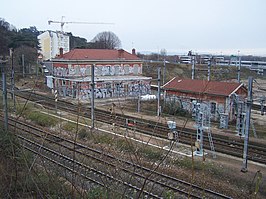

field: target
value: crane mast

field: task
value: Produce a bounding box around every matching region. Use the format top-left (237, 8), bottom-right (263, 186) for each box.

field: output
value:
top-left (48, 16), bottom-right (114, 32)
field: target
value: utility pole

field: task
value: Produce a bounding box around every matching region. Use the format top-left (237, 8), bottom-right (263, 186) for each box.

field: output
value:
top-left (157, 66), bottom-right (161, 117)
top-left (137, 81), bottom-right (141, 113)
top-left (22, 54), bottom-right (25, 78)
top-left (1, 60), bottom-right (8, 131)
top-left (195, 105), bottom-right (204, 156)
top-left (54, 89), bottom-right (58, 113)
top-left (260, 96), bottom-right (265, 116)
top-left (237, 56), bottom-right (241, 83)
top-left (191, 55), bottom-right (195, 80)
top-left (90, 64), bottom-right (95, 129)
top-left (10, 48), bottom-right (16, 112)
top-left (163, 58), bottom-right (166, 85)
top-left (241, 77), bottom-right (253, 172)
top-left (36, 59), bottom-right (39, 77)
top-left (207, 57), bottom-right (211, 81)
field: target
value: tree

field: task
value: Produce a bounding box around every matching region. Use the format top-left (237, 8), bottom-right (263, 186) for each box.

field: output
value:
top-left (9, 27), bottom-right (40, 49)
top-left (13, 45), bottom-right (38, 73)
top-left (0, 18), bottom-right (16, 56)
top-left (91, 31), bottom-right (121, 49)
top-left (68, 33), bottom-right (89, 49)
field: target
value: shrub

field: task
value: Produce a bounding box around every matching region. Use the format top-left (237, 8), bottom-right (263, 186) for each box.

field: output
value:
top-left (78, 128), bottom-right (88, 139)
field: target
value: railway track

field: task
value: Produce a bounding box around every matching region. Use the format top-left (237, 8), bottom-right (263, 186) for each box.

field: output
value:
top-left (5, 116), bottom-right (232, 198)
top-left (14, 90), bottom-right (266, 165)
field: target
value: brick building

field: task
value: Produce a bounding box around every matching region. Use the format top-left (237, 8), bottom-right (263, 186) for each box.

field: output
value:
top-left (45, 48), bottom-right (152, 99)
top-left (163, 78), bottom-right (248, 120)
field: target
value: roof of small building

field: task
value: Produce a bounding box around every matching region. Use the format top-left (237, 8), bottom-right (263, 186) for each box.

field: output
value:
top-left (55, 49), bottom-right (140, 61)
top-left (163, 78), bottom-right (245, 97)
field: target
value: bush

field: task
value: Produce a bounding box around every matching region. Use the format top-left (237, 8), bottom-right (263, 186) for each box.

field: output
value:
top-left (78, 128), bottom-right (88, 139)
top-left (163, 102), bottom-right (191, 117)
top-left (0, 129), bottom-right (70, 198)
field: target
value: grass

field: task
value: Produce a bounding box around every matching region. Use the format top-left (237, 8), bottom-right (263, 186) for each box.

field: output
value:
top-left (253, 123), bottom-right (266, 139)
top-left (15, 102), bottom-right (59, 127)
top-left (139, 146), bottom-right (164, 161)
top-left (92, 133), bottom-right (114, 145)
top-left (143, 62), bottom-right (263, 83)
top-left (172, 156), bottom-right (224, 177)
top-left (25, 111), bottom-right (59, 127)
top-left (61, 121), bottom-right (78, 132)
top-left (90, 131), bottom-right (165, 161)
top-left (115, 139), bottom-right (135, 152)
top-left (16, 103), bottom-right (35, 115)
top-left (86, 186), bottom-right (122, 199)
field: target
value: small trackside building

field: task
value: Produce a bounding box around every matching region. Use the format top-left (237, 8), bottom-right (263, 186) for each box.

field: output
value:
top-left (163, 78), bottom-right (248, 120)
top-left (45, 48), bottom-right (152, 99)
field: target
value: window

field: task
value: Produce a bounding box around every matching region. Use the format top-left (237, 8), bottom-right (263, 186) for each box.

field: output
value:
top-left (211, 102), bottom-right (216, 114)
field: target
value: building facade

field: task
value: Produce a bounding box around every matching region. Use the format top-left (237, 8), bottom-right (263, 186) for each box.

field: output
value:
top-left (45, 48), bottom-right (152, 100)
top-left (38, 31), bottom-right (70, 60)
top-left (163, 78), bottom-right (248, 120)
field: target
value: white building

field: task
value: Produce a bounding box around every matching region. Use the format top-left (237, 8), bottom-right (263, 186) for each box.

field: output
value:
top-left (38, 30), bottom-right (70, 60)
top-left (179, 55), bottom-right (192, 64)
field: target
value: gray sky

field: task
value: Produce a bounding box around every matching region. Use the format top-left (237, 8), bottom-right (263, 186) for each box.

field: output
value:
top-left (1, 0), bottom-right (266, 56)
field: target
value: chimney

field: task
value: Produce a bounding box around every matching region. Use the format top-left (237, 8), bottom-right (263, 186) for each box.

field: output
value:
top-left (118, 49), bottom-right (124, 58)
top-left (132, 48), bottom-right (136, 55)
top-left (59, 47), bottom-right (63, 58)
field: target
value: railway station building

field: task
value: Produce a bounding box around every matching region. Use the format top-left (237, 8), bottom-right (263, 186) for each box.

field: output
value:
top-left (44, 48), bottom-right (152, 100)
top-left (163, 78), bottom-right (248, 120)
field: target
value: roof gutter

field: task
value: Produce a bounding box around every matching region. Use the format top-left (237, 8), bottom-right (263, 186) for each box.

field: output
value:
top-left (164, 88), bottom-right (229, 97)
top-left (51, 59), bottom-right (142, 64)
top-left (162, 77), bottom-right (176, 88)
top-left (228, 83), bottom-right (244, 97)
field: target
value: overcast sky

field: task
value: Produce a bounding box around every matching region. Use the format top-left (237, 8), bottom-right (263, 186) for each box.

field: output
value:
top-left (1, 0), bottom-right (266, 56)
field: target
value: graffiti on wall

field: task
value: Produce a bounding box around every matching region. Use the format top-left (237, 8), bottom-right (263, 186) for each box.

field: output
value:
top-left (165, 94), bottom-right (230, 121)
top-left (68, 80), bottom-right (151, 99)
top-left (54, 64), bottom-right (91, 77)
top-left (53, 64), bottom-right (141, 77)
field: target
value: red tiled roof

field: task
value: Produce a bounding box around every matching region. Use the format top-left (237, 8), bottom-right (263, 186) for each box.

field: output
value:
top-left (56, 49), bottom-right (140, 61)
top-left (163, 78), bottom-right (243, 96)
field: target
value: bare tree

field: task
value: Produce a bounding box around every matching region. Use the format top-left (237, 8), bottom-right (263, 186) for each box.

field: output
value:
top-left (91, 31), bottom-right (121, 49)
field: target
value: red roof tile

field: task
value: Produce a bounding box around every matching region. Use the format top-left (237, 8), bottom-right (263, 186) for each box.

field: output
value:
top-left (163, 78), bottom-right (243, 96)
top-left (56, 49), bottom-right (140, 61)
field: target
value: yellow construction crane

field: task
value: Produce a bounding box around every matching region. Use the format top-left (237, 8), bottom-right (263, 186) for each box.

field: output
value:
top-left (48, 16), bottom-right (114, 32)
